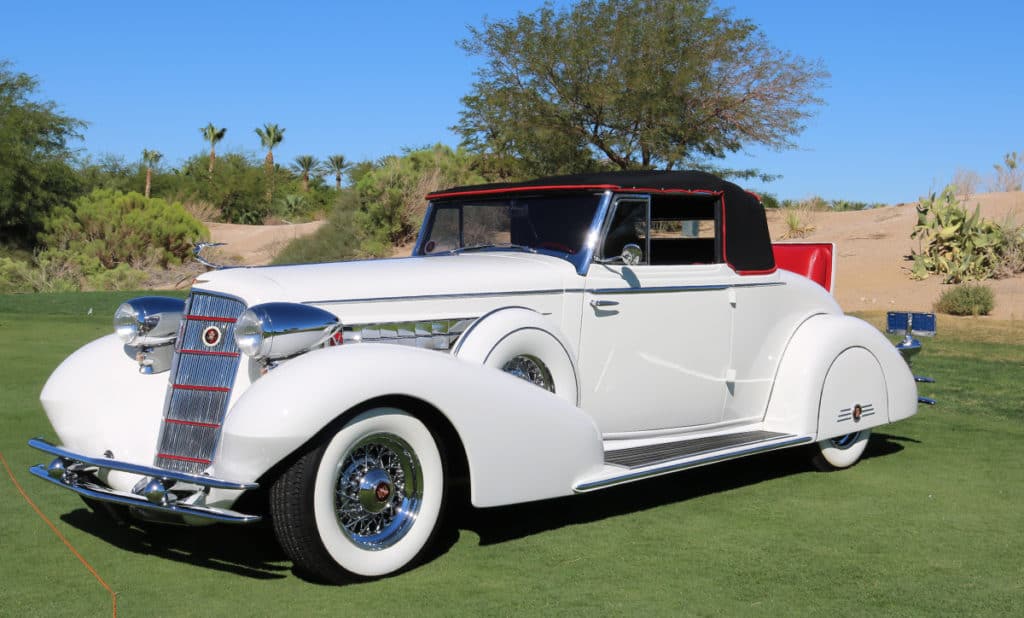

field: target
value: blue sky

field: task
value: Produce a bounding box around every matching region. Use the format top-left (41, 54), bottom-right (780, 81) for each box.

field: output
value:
top-left (3, 1), bottom-right (1021, 203)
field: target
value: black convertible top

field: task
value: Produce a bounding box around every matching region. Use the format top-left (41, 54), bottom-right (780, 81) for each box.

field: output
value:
top-left (428, 170), bottom-right (749, 198)
top-left (427, 170), bottom-right (775, 274)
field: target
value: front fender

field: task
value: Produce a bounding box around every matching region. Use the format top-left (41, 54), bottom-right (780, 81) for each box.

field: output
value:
top-left (763, 314), bottom-right (917, 439)
top-left (216, 344), bottom-right (605, 507)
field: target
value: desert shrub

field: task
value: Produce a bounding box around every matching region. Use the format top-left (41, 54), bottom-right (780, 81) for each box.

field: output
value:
top-left (0, 255), bottom-right (80, 293)
top-left (39, 188), bottom-right (208, 270)
top-left (759, 193), bottom-right (779, 209)
top-left (934, 283), bottom-right (995, 316)
top-left (910, 185), bottom-right (1013, 283)
top-left (85, 263), bottom-right (147, 290)
top-left (355, 145), bottom-right (486, 255)
top-left (990, 151), bottom-right (1023, 192)
top-left (780, 201), bottom-right (817, 239)
top-left (272, 191), bottom-right (364, 264)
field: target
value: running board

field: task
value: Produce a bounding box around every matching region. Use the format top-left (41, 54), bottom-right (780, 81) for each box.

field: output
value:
top-left (574, 433), bottom-right (812, 493)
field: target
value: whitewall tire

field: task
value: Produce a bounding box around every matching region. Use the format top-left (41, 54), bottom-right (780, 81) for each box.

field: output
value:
top-left (812, 429), bottom-right (871, 471)
top-left (270, 407), bottom-right (445, 581)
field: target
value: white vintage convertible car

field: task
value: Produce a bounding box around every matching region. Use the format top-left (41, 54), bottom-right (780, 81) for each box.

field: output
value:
top-left (30, 171), bottom-right (932, 582)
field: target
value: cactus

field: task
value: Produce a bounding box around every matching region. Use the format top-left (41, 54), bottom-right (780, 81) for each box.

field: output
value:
top-left (910, 185), bottom-right (1008, 283)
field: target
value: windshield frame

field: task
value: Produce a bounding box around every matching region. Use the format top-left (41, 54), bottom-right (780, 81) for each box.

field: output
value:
top-left (414, 190), bottom-right (613, 276)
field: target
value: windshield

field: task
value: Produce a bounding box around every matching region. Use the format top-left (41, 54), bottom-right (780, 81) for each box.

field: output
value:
top-left (416, 193), bottom-right (603, 260)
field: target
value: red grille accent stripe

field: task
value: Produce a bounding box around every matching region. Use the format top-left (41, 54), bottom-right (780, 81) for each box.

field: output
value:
top-left (179, 349), bottom-right (240, 357)
top-left (164, 418), bottom-right (221, 429)
top-left (173, 384), bottom-right (230, 393)
top-left (185, 314), bottom-right (237, 323)
top-left (157, 453), bottom-right (212, 465)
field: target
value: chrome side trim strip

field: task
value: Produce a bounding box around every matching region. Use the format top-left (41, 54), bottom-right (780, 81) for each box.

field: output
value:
top-left (305, 289), bottom-right (582, 306)
top-left (29, 438), bottom-right (258, 490)
top-left (28, 465), bottom-right (260, 524)
top-left (589, 281), bottom-right (785, 295)
top-left (573, 436), bottom-right (813, 492)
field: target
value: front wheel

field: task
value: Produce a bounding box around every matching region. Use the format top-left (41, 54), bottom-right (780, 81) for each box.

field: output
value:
top-left (812, 429), bottom-right (871, 471)
top-left (270, 407), bottom-right (445, 582)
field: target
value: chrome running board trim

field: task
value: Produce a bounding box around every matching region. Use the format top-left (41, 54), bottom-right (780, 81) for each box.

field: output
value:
top-left (574, 435), bottom-right (813, 493)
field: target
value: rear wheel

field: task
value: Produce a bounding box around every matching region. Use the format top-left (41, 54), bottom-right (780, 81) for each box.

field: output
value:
top-left (812, 429), bottom-right (871, 471)
top-left (270, 408), bottom-right (445, 582)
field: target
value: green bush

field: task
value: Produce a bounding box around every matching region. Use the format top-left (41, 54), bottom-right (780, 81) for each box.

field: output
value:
top-left (39, 188), bottom-right (208, 270)
top-left (934, 283), bottom-right (995, 316)
top-left (355, 145), bottom-right (486, 255)
top-left (273, 191), bottom-right (364, 265)
top-left (910, 185), bottom-right (1012, 283)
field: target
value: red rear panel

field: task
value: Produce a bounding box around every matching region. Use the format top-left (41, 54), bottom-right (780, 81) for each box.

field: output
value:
top-left (772, 243), bottom-right (835, 292)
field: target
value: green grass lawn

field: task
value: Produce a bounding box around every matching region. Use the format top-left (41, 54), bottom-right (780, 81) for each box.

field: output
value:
top-left (1, 293), bottom-right (1022, 616)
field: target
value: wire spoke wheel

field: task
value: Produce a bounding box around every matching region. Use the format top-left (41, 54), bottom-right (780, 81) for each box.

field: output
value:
top-left (334, 434), bottom-right (422, 549)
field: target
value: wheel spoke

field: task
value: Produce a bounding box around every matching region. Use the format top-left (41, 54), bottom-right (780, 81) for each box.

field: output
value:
top-left (333, 432), bottom-right (422, 549)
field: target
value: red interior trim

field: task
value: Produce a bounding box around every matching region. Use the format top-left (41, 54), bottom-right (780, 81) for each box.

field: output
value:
top-left (185, 314), bottom-right (237, 323)
top-left (736, 267), bottom-right (778, 276)
top-left (173, 384), bottom-right (230, 393)
top-left (156, 453), bottom-right (211, 464)
top-left (164, 418), bottom-right (221, 429)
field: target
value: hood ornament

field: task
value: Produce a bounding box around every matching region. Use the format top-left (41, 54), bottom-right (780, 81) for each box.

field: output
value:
top-left (193, 242), bottom-right (228, 270)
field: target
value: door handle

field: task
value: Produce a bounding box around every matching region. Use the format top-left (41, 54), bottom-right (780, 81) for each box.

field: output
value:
top-left (589, 299), bottom-right (619, 308)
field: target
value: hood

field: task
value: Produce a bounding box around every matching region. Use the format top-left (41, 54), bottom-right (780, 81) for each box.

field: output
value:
top-left (190, 252), bottom-right (579, 307)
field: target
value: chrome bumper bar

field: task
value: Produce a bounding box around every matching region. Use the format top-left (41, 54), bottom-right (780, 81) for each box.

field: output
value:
top-left (28, 437), bottom-right (261, 524)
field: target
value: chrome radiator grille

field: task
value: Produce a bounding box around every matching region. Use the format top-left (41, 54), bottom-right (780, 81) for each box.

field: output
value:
top-left (154, 291), bottom-right (246, 474)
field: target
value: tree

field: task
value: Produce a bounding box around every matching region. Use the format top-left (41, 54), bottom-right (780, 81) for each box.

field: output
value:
top-left (254, 123), bottom-right (285, 171)
top-left (290, 155), bottom-right (321, 192)
top-left (200, 123), bottom-right (227, 173)
top-left (324, 154), bottom-right (353, 190)
top-left (990, 151), bottom-right (1023, 192)
top-left (0, 60), bottom-right (85, 248)
top-left (141, 149), bottom-right (163, 198)
top-left (255, 123), bottom-right (285, 201)
top-left (454, 0), bottom-right (828, 178)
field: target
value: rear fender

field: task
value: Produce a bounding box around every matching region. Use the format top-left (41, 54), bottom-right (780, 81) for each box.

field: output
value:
top-left (216, 344), bottom-right (604, 507)
top-left (763, 314), bottom-right (917, 439)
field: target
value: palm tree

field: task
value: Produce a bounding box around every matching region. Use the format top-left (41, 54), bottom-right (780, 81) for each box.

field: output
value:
top-left (324, 154), bottom-right (353, 190)
top-left (254, 123), bottom-right (285, 171)
top-left (141, 149), bottom-right (163, 198)
top-left (290, 155), bottom-right (321, 192)
top-left (200, 123), bottom-right (227, 173)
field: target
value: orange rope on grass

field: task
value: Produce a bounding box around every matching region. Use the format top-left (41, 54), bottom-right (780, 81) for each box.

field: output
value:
top-left (0, 451), bottom-right (118, 618)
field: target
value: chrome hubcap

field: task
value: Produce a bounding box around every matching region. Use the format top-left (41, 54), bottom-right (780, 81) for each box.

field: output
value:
top-left (335, 434), bottom-right (422, 549)
top-left (502, 355), bottom-right (554, 392)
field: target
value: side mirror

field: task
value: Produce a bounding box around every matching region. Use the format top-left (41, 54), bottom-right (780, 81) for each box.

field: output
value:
top-left (620, 243), bottom-right (642, 265)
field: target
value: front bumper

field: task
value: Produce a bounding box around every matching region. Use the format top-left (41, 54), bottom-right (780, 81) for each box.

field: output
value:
top-left (28, 438), bottom-right (261, 524)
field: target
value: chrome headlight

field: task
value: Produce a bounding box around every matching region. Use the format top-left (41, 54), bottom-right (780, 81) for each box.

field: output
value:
top-left (235, 302), bottom-right (341, 362)
top-left (113, 296), bottom-right (185, 347)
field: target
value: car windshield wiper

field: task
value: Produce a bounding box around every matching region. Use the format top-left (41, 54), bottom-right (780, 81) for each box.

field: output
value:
top-left (450, 243), bottom-right (537, 254)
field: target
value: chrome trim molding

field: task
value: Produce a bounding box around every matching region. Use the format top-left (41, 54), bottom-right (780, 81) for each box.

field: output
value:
top-left (306, 289), bottom-right (579, 306)
top-left (574, 436), bottom-right (813, 492)
top-left (343, 317), bottom-right (476, 350)
top-left (588, 281), bottom-right (785, 295)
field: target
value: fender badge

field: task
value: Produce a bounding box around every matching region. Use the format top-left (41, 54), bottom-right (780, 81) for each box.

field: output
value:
top-left (202, 325), bottom-right (222, 347)
top-left (852, 404), bottom-right (863, 422)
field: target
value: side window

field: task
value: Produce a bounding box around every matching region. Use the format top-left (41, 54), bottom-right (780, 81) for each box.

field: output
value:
top-left (649, 195), bottom-right (719, 265)
top-left (424, 207), bottom-right (460, 253)
top-left (600, 199), bottom-right (649, 264)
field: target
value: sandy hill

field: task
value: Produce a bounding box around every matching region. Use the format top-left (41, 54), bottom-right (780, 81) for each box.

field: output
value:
top-left (209, 191), bottom-right (1024, 320)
